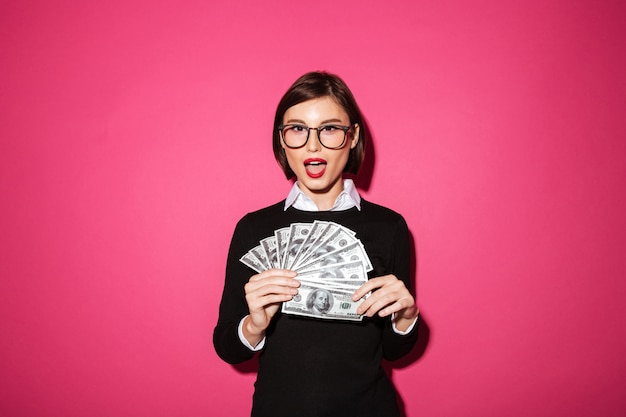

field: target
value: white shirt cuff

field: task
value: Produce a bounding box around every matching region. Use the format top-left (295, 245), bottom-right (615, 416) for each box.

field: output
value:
top-left (391, 313), bottom-right (419, 335)
top-left (238, 315), bottom-right (266, 351)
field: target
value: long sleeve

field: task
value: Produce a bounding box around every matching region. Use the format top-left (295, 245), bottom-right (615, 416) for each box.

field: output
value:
top-left (379, 215), bottom-right (420, 361)
top-left (213, 215), bottom-right (258, 364)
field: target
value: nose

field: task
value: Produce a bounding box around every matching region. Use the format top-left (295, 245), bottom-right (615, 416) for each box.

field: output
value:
top-left (306, 128), bottom-right (322, 152)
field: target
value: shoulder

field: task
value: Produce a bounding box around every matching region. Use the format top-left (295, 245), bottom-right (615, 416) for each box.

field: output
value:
top-left (356, 199), bottom-right (410, 243)
top-left (233, 200), bottom-right (288, 236)
top-left (360, 199), bottom-right (407, 224)
top-left (243, 200), bottom-right (285, 219)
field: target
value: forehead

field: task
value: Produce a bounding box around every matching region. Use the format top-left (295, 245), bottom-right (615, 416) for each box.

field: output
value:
top-left (283, 97), bottom-right (349, 123)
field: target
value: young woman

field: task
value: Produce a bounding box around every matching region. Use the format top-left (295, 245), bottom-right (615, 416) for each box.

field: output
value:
top-left (213, 71), bottom-right (420, 417)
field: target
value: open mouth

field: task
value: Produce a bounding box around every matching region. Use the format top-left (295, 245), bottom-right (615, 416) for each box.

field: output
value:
top-left (304, 158), bottom-right (327, 178)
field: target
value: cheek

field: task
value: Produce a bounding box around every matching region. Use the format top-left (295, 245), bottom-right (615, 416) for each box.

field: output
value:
top-left (284, 151), bottom-right (306, 177)
top-left (335, 149), bottom-right (351, 169)
top-left (283, 150), bottom-right (299, 168)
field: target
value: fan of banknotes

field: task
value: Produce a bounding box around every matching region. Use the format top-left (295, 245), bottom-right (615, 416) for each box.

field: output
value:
top-left (240, 221), bottom-right (373, 321)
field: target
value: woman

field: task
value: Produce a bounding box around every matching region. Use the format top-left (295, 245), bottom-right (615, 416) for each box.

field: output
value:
top-left (213, 71), bottom-right (420, 417)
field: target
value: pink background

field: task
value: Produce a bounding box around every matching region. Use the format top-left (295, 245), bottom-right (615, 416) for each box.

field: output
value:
top-left (1, 1), bottom-right (625, 416)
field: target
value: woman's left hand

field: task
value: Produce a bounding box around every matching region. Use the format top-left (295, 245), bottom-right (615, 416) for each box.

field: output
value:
top-left (352, 275), bottom-right (419, 331)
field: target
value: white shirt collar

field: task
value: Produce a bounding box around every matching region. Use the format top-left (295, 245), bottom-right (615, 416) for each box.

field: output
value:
top-left (284, 178), bottom-right (361, 212)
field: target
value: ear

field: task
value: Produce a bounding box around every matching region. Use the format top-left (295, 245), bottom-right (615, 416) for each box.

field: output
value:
top-left (350, 123), bottom-right (361, 149)
top-left (350, 124), bottom-right (360, 149)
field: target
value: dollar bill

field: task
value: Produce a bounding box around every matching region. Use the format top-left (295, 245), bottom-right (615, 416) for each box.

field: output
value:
top-left (260, 236), bottom-right (279, 268)
top-left (296, 260), bottom-right (368, 293)
top-left (292, 225), bottom-right (359, 270)
top-left (246, 245), bottom-right (271, 270)
top-left (288, 221), bottom-right (330, 269)
top-left (297, 260), bottom-right (368, 283)
top-left (239, 251), bottom-right (267, 273)
top-left (240, 221), bottom-right (373, 322)
top-left (274, 227), bottom-right (291, 269)
top-left (297, 241), bottom-right (373, 273)
top-left (282, 223), bottom-right (312, 269)
top-left (281, 283), bottom-right (365, 321)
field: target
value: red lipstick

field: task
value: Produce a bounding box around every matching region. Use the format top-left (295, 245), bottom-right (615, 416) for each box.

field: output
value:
top-left (304, 158), bottom-right (327, 178)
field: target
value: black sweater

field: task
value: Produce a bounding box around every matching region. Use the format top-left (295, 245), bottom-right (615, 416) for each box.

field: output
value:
top-left (213, 200), bottom-right (419, 417)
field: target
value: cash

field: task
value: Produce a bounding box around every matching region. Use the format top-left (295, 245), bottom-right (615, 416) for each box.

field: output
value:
top-left (239, 221), bottom-right (373, 321)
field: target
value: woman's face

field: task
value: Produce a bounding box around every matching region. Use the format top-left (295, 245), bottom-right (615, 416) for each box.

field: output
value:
top-left (281, 97), bottom-right (359, 210)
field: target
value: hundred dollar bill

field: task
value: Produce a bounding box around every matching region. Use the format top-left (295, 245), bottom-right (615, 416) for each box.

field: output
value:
top-left (247, 245), bottom-right (271, 270)
top-left (282, 283), bottom-right (365, 321)
top-left (240, 250), bottom-right (267, 273)
top-left (293, 224), bottom-right (358, 270)
top-left (293, 279), bottom-right (369, 295)
top-left (297, 260), bottom-right (368, 283)
top-left (296, 261), bottom-right (368, 294)
top-left (297, 241), bottom-right (373, 273)
top-left (260, 236), bottom-right (279, 268)
top-left (274, 227), bottom-right (291, 269)
top-left (292, 225), bottom-right (341, 269)
top-left (289, 221), bottom-right (330, 269)
top-left (280, 223), bottom-right (311, 269)
top-left (298, 260), bottom-right (367, 292)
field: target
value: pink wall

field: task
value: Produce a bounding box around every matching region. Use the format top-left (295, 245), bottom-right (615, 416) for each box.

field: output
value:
top-left (1, 1), bottom-right (625, 416)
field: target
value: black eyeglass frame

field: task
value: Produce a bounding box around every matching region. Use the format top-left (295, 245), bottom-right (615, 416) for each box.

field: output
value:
top-left (278, 124), bottom-right (354, 150)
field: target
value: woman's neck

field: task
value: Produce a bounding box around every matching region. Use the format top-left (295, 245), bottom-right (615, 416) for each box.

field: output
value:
top-left (297, 179), bottom-right (344, 211)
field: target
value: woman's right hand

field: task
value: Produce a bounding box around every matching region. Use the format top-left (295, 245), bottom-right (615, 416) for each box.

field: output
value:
top-left (242, 269), bottom-right (299, 347)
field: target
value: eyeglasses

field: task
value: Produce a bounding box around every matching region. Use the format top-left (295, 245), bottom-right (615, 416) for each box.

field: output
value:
top-left (278, 124), bottom-right (354, 149)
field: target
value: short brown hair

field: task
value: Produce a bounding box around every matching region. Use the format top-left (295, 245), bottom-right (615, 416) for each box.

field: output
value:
top-left (272, 71), bottom-right (367, 179)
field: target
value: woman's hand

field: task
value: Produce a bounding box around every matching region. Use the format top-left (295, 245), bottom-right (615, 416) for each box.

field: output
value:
top-left (352, 275), bottom-right (419, 332)
top-left (242, 269), bottom-right (300, 346)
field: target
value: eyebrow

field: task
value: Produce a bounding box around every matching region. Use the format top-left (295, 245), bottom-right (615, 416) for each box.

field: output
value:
top-left (284, 118), bottom-right (346, 125)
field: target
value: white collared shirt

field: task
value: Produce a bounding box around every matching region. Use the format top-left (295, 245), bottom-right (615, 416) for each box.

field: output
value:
top-left (284, 178), bottom-right (361, 211)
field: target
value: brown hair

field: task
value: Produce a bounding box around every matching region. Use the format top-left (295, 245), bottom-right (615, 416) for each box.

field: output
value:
top-left (272, 71), bottom-right (367, 179)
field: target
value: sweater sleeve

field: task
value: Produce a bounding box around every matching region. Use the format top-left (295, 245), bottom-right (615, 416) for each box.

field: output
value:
top-left (213, 215), bottom-right (259, 364)
top-left (381, 215), bottom-right (420, 361)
